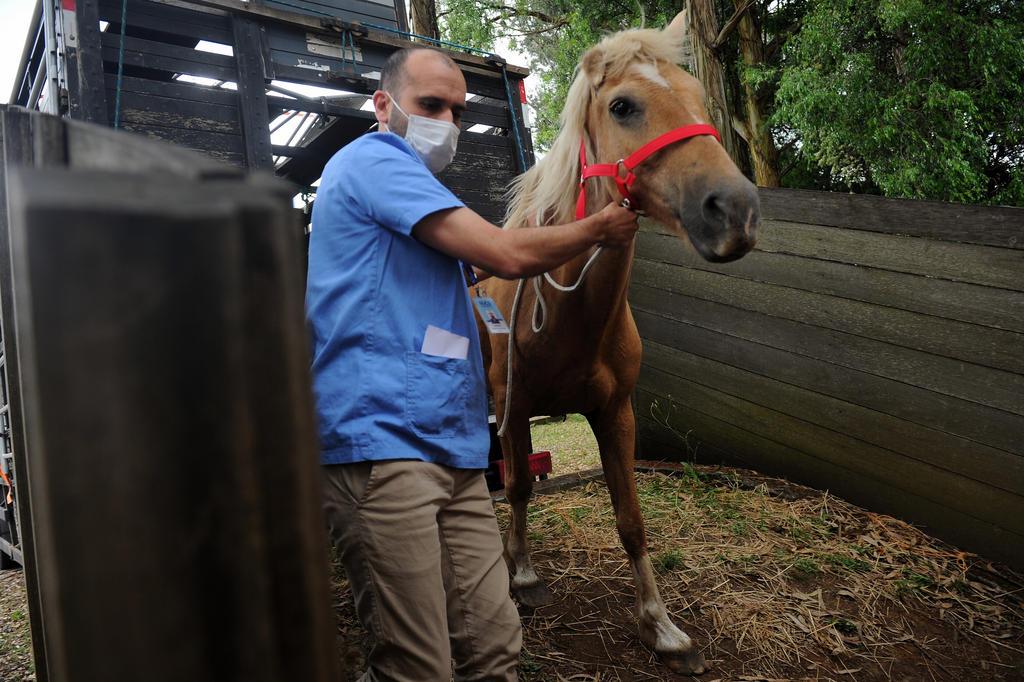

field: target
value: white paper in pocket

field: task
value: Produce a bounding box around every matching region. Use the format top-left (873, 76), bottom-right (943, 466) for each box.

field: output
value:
top-left (421, 325), bottom-right (469, 360)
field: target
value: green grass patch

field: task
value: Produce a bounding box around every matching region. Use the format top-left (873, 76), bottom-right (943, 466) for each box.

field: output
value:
top-left (895, 569), bottom-right (935, 595)
top-left (822, 553), bottom-right (871, 573)
top-left (653, 549), bottom-right (685, 573)
top-left (790, 556), bottom-right (822, 578)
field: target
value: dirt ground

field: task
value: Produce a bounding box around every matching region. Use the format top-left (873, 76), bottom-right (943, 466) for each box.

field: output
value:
top-left (2, 460), bottom-right (1022, 681)
top-left (329, 465), bottom-right (1024, 681)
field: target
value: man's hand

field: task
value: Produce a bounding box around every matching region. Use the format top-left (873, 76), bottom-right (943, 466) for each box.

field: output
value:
top-left (592, 202), bottom-right (640, 248)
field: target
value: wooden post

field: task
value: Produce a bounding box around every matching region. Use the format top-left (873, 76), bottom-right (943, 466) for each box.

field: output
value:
top-left (2, 109), bottom-right (340, 682)
top-left (0, 105), bottom-right (52, 682)
top-left (67, 0), bottom-right (110, 124)
top-left (232, 15), bottom-right (275, 170)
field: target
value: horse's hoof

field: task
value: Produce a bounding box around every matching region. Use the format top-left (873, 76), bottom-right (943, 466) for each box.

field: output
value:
top-left (512, 581), bottom-right (555, 608)
top-left (662, 648), bottom-right (707, 675)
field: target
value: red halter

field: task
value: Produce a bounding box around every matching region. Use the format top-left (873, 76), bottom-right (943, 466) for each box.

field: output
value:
top-left (575, 124), bottom-right (721, 220)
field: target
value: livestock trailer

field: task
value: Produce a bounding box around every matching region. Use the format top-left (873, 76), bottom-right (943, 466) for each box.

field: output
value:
top-left (1, 0), bottom-right (534, 573)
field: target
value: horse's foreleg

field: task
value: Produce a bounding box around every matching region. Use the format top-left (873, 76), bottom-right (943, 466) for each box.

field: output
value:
top-left (588, 400), bottom-right (707, 675)
top-left (500, 413), bottom-right (554, 607)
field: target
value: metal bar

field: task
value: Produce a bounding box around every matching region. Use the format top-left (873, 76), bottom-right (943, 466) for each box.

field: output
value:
top-left (0, 535), bottom-right (24, 566)
top-left (282, 110), bottom-right (312, 148)
top-left (41, 0), bottom-right (62, 114)
top-left (270, 109), bottom-right (300, 134)
top-left (28, 60), bottom-right (47, 112)
top-left (267, 82), bottom-right (317, 104)
top-left (497, 63), bottom-right (529, 173)
top-left (271, 144), bottom-right (314, 159)
top-left (394, 0), bottom-right (409, 33)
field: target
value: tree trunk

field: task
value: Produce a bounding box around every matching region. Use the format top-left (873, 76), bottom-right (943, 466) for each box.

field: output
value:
top-left (686, 0), bottom-right (744, 168)
top-left (733, 1), bottom-right (781, 187)
top-left (410, 0), bottom-right (440, 40)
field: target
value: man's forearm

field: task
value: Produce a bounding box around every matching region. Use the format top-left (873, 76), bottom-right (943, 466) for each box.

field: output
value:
top-left (497, 217), bottom-right (603, 279)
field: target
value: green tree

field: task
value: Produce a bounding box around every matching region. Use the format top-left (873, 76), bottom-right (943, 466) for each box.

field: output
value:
top-left (771, 0), bottom-right (1024, 205)
top-left (440, 0), bottom-right (1024, 205)
top-left (438, 1), bottom-right (680, 148)
top-left (438, 1), bottom-right (801, 177)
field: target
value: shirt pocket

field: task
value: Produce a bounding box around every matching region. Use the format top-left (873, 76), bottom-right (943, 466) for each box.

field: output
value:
top-left (405, 351), bottom-right (469, 439)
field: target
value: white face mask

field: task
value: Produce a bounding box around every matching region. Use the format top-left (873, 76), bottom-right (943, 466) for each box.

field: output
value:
top-left (387, 93), bottom-right (460, 174)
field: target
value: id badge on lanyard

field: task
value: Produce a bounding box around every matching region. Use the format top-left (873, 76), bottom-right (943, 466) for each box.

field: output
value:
top-left (462, 261), bottom-right (510, 335)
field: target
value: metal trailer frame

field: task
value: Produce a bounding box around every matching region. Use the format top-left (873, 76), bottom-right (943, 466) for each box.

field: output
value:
top-left (1, 0), bottom-right (534, 572)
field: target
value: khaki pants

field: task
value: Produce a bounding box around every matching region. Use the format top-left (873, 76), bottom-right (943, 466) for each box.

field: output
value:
top-left (323, 460), bottom-right (521, 681)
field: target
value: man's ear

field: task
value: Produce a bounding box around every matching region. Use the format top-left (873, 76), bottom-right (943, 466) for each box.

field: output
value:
top-left (372, 90), bottom-right (391, 130)
top-left (581, 47), bottom-right (606, 89)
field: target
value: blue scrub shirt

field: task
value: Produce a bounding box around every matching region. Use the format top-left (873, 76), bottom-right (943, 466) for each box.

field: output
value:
top-left (307, 132), bottom-right (490, 469)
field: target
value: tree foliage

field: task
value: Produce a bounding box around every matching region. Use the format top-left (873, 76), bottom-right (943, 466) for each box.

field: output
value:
top-left (438, 0), bottom-right (1024, 206)
top-left (438, 1), bottom-right (680, 148)
top-left (771, 0), bottom-right (1024, 205)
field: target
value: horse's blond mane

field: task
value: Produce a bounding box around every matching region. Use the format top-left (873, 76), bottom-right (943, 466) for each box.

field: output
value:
top-left (504, 25), bottom-right (685, 229)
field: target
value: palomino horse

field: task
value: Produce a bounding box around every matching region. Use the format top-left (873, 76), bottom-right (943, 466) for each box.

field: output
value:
top-left (481, 13), bottom-right (760, 674)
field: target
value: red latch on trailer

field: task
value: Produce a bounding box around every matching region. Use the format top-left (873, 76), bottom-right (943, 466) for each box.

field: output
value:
top-left (498, 451), bottom-right (552, 486)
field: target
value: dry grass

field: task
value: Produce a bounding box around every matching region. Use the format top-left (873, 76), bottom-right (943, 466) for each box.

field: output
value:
top-left (499, 468), bottom-right (1024, 680)
top-left (0, 569), bottom-right (34, 681)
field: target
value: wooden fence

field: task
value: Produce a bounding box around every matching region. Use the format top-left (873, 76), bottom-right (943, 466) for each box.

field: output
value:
top-left (631, 188), bottom-right (1024, 568)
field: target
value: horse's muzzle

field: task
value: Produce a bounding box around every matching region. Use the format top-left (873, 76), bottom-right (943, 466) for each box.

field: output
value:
top-left (680, 179), bottom-right (760, 263)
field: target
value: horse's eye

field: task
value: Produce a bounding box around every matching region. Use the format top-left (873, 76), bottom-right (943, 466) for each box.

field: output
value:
top-left (609, 99), bottom-right (635, 119)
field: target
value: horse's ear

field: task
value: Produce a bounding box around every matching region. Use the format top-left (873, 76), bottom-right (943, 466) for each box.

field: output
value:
top-left (665, 9), bottom-right (689, 40)
top-left (581, 46), bottom-right (606, 88)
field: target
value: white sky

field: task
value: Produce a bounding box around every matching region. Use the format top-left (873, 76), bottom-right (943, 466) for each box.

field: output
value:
top-left (0, 1), bottom-right (37, 104)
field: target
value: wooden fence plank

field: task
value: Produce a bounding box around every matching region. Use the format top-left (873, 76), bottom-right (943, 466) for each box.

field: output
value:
top-left (98, 0), bottom-right (233, 44)
top-left (105, 91), bottom-right (241, 133)
top-left (636, 230), bottom-right (1024, 334)
top-left (100, 34), bottom-right (237, 82)
top-left (629, 298), bottom-right (1024, 455)
top-left (632, 258), bottom-right (1024, 374)
top-left (634, 369), bottom-right (1024, 537)
top-left (264, 0), bottom-right (398, 23)
top-left (634, 408), bottom-right (1024, 569)
top-left (756, 220), bottom-right (1024, 291)
top-left (104, 73), bottom-right (240, 106)
top-left (640, 340), bottom-right (1024, 497)
top-left (634, 188), bottom-right (1024, 569)
top-left (758, 188), bottom-right (1024, 250)
top-left (117, 121), bottom-right (244, 154)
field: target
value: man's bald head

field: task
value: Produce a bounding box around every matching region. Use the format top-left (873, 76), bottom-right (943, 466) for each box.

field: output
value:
top-left (373, 47), bottom-right (467, 135)
top-left (380, 48), bottom-right (461, 98)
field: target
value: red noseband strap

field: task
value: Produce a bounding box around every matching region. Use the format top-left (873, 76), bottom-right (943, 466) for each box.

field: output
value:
top-left (575, 124), bottom-right (721, 220)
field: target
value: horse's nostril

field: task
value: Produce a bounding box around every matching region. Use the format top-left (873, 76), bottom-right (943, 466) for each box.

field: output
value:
top-left (701, 192), bottom-right (727, 226)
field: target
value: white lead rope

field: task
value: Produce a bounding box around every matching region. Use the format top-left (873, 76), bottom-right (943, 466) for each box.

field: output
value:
top-left (496, 246), bottom-right (605, 437)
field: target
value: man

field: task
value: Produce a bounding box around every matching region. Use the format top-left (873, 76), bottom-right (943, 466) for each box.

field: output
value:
top-left (307, 47), bottom-right (638, 681)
